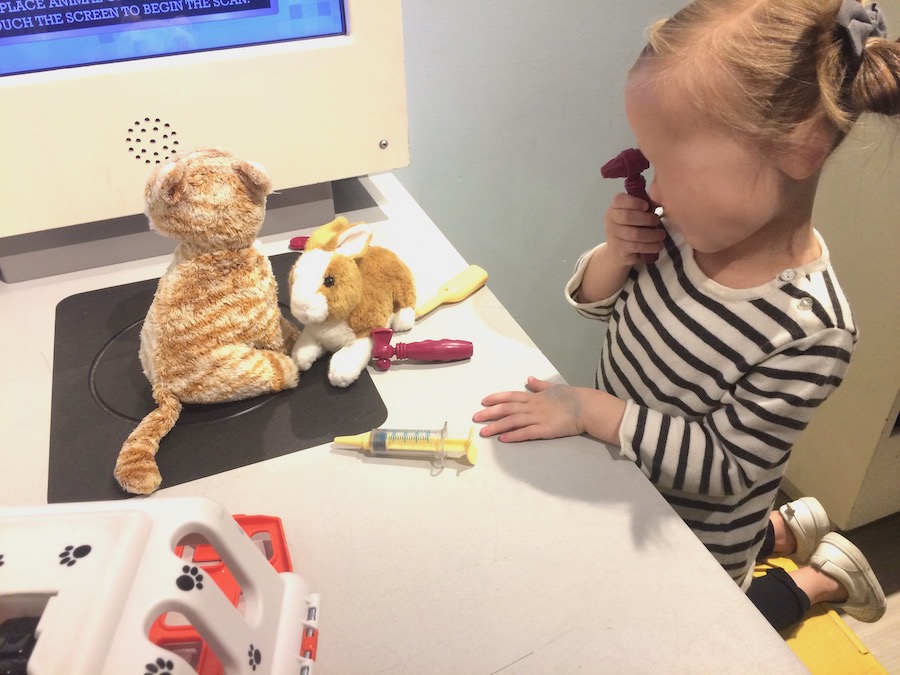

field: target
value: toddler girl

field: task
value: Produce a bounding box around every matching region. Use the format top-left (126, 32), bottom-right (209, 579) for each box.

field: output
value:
top-left (474, 0), bottom-right (897, 629)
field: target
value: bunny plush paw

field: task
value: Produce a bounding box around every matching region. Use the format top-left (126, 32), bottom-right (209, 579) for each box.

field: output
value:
top-left (328, 339), bottom-right (373, 387)
top-left (391, 307), bottom-right (416, 333)
top-left (292, 335), bottom-right (324, 371)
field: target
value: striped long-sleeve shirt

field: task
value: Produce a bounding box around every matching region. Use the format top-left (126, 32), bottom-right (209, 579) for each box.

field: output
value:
top-left (565, 230), bottom-right (856, 588)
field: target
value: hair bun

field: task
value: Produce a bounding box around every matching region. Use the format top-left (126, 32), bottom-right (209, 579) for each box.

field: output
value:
top-left (850, 37), bottom-right (900, 116)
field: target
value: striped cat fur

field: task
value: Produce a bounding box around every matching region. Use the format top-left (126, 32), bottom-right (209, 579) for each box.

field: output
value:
top-left (113, 148), bottom-right (299, 495)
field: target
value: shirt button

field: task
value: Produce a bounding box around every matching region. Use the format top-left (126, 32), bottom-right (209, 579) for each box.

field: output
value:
top-left (779, 269), bottom-right (796, 282)
top-left (798, 297), bottom-right (813, 311)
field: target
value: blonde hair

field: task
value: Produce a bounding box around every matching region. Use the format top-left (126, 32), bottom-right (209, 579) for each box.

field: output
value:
top-left (633, 0), bottom-right (900, 150)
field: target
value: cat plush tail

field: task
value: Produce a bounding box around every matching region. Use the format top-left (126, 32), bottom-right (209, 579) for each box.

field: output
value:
top-left (114, 385), bottom-right (182, 495)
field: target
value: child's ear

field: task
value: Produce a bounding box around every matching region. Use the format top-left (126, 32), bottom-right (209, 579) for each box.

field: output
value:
top-left (777, 115), bottom-right (836, 180)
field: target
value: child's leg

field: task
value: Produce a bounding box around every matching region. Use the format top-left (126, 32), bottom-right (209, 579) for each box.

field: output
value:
top-left (768, 497), bottom-right (831, 561)
top-left (756, 518), bottom-right (777, 560)
top-left (747, 568), bottom-right (811, 631)
top-left (757, 512), bottom-right (795, 560)
top-left (787, 565), bottom-right (845, 606)
top-left (748, 532), bottom-right (886, 629)
top-left (804, 533), bottom-right (886, 623)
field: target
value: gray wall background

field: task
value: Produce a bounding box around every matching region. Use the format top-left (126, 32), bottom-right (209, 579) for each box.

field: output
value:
top-left (395, 1), bottom-right (683, 386)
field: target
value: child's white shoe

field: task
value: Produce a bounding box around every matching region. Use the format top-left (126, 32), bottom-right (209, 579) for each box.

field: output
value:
top-left (779, 497), bottom-right (831, 563)
top-left (810, 532), bottom-right (886, 623)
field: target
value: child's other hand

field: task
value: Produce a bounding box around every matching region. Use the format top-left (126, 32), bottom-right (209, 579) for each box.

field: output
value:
top-left (605, 193), bottom-right (665, 265)
top-left (473, 376), bottom-right (584, 442)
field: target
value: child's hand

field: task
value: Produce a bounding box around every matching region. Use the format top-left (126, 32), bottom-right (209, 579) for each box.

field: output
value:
top-left (473, 376), bottom-right (585, 442)
top-left (604, 193), bottom-right (665, 265)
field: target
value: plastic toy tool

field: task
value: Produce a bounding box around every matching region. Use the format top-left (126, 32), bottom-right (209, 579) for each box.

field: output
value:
top-left (371, 328), bottom-right (473, 371)
top-left (600, 147), bottom-right (660, 264)
top-left (415, 265), bottom-right (488, 318)
top-left (334, 423), bottom-right (478, 466)
top-left (289, 235), bottom-right (309, 251)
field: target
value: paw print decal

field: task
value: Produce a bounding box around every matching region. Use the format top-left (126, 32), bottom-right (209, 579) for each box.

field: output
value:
top-left (176, 565), bottom-right (204, 591)
top-left (248, 644), bottom-right (262, 671)
top-left (144, 656), bottom-right (175, 674)
top-left (59, 544), bottom-right (92, 566)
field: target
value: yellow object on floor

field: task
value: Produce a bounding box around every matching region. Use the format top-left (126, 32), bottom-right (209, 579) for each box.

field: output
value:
top-left (754, 557), bottom-right (887, 674)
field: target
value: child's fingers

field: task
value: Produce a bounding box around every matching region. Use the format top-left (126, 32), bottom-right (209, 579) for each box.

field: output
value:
top-left (477, 390), bottom-right (530, 408)
top-left (620, 222), bottom-right (666, 245)
top-left (525, 376), bottom-right (554, 392)
top-left (606, 224), bottom-right (665, 258)
top-left (610, 192), bottom-right (654, 212)
top-left (473, 399), bottom-right (524, 425)
top-left (477, 414), bottom-right (546, 442)
top-left (608, 205), bottom-right (660, 228)
top-left (497, 426), bottom-right (545, 443)
top-left (474, 408), bottom-right (531, 438)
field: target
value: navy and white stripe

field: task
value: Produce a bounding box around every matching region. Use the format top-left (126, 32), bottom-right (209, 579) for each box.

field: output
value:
top-left (566, 231), bottom-right (856, 587)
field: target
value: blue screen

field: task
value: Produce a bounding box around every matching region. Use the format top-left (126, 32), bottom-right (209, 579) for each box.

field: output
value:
top-left (0, 0), bottom-right (344, 76)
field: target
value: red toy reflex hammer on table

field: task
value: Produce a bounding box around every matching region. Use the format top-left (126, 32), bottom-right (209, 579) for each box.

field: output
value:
top-left (371, 328), bottom-right (473, 371)
top-left (600, 148), bottom-right (662, 264)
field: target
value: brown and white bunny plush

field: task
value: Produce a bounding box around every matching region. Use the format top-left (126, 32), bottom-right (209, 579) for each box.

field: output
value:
top-left (114, 148), bottom-right (300, 495)
top-left (289, 217), bottom-right (416, 387)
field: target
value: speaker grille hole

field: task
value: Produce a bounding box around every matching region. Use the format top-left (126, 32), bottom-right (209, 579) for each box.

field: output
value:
top-left (126, 117), bottom-right (180, 164)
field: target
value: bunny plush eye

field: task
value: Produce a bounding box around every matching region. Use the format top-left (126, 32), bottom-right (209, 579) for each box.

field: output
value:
top-left (323, 275), bottom-right (335, 288)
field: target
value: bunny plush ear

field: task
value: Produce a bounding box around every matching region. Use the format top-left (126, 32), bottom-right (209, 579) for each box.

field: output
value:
top-left (334, 223), bottom-right (373, 259)
top-left (307, 216), bottom-right (353, 251)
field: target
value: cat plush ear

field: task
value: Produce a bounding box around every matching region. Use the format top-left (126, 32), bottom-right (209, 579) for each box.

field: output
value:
top-left (233, 160), bottom-right (273, 204)
top-left (334, 223), bottom-right (372, 260)
top-left (149, 160), bottom-right (188, 205)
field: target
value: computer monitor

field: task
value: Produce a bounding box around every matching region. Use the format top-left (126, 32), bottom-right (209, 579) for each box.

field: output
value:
top-left (0, 0), bottom-right (408, 269)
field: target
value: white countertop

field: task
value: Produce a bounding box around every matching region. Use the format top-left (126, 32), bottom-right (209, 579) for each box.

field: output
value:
top-left (0, 173), bottom-right (805, 673)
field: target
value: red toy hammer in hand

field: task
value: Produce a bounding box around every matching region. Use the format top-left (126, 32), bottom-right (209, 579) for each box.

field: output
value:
top-left (601, 148), bottom-right (661, 264)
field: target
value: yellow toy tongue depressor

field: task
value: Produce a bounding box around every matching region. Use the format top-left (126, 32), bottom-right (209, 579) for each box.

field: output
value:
top-left (334, 423), bottom-right (478, 466)
top-left (415, 265), bottom-right (488, 318)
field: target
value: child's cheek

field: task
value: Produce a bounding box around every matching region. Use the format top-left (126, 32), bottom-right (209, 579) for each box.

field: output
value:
top-left (648, 177), bottom-right (662, 206)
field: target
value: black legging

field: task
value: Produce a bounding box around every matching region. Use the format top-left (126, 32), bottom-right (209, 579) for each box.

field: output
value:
top-left (746, 521), bottom-right (811, 631)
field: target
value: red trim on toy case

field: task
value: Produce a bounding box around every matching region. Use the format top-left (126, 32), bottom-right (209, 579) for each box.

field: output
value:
top-left (301, 620), bottom-right (319, 661)
top-left (148, 514), bottom-right (318, 674)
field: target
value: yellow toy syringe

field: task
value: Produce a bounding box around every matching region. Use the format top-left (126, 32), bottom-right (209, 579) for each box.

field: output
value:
top-left (333, 422), bottom-right (478, 466)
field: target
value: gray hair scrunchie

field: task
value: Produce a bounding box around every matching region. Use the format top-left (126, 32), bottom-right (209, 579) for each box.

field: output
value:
top-left (836, 0), bottom-right (888, 58)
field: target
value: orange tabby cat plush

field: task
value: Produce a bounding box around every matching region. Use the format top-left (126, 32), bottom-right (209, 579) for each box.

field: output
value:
top-left (114, 148), bottom-right (299, 495)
